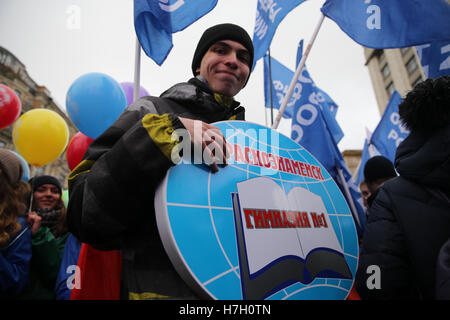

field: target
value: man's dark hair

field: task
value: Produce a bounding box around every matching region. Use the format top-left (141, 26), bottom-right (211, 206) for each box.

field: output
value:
top-left (399, 76), bottom-right (450, 134)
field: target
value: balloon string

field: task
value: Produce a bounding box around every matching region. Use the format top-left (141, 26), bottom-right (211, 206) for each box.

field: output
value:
top-left (27, 167), bottom-right (36, 213)
top-left (28, 164), bottom-right (44, 213)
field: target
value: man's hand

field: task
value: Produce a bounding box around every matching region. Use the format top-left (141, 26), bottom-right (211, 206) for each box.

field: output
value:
top-left (178, 117), bottom-right (230, 173)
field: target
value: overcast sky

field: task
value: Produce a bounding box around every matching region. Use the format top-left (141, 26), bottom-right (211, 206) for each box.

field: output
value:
top-left (0, 0), bottom-right (381, 151)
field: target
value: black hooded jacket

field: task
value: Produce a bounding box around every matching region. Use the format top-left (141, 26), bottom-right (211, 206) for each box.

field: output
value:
top-left (67, 78), bottom-right (245, 299)
top-left (355, 125), bottom-right (450, 299)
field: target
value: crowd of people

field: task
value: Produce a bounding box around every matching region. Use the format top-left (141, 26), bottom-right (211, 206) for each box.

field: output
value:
top-left (1, 21), bottom-right (449, 300)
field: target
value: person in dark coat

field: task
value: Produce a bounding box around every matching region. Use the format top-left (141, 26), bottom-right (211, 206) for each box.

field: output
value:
top-left (355, 76), bottom-right (450, 299)
top-left (436, 238), bottom-right (450, 299)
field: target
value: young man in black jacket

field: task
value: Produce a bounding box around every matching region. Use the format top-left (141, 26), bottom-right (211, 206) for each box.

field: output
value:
top-left (67, 23), bottom-right (254, 299)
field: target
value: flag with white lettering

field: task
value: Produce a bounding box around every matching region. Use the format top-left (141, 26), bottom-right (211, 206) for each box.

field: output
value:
top-left (289, 63), bottom-right (365, 236)
top-left (295, 40), bottom-right (343, 145)
top-left (290, 84), bottom-right (366, 236)
top-left (134, 0), bottom-right (218, 65)
top-left (416, 41), bottom-right (450, 78)
top-left (296, 40), bottom-right (338, 119)
top-left (333, 152), bottom-right (367, 238)
top-left (321, 0), bottom-right (450, 49)
top-left (263, 55), bottom-right (300, 119)
top-left (263, 41), bottom-right (343, 145)
top-left (253, 0), bottom-right (308, 67)
top-left (354, 139), bottom-right (370, 187)
top-left (370, 91), bottom-right (409, 164)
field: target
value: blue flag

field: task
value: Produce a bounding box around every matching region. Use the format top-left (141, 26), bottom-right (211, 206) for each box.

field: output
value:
top-left (289, 43), bottom-right (365, 236)
top-left (263, 40), bottom-right (344, 146)
top-left (253, 0), bottom-right (307, 67)
top-left (295, 40), bottom-right (343, 145)
top-left (332, 147), bottom-right (367, 239)
top-left (291, 91), bottom-right (366, 237)
top-left (416, 41), bottom-right (450, 78)
top-left (354, 139), bottom-right (371, 187)
top-left (134, 0), bottom-right (218, 65)
top-left (296, 40), bottom-right (339, 119)
top-left (321, 0), bottom-right (450, 49)
top-left (370, 91), bottom-right (409, 164)
top-left (263, 55), bottom-right (303, 119)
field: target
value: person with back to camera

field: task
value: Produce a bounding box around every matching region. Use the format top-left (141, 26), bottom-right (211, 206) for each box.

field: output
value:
top-left (355, 76), bottom-right (450, 299)
top-left (19, 175), bottom-right (70, 299)
top-left (67, 23), bottom-right (254, 300)
top-left (0, 149), bottom-right (32, 298)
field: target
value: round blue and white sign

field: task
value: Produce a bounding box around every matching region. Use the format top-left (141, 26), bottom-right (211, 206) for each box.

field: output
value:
top-left (155, 121), bottom-right (359, 300)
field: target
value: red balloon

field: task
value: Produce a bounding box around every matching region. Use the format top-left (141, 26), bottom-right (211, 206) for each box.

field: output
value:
top-left (66, 132), bottom-right (94, 171)
top-left (0, 84), bottom-right (22, 129)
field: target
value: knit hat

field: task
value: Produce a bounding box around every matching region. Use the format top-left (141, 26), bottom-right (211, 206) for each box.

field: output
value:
top-left (0, 149), bottom-right (23, 186)
top-left (364, 156), bottom-right (397, 183)
top-left (191, 23), bottom-right (254, 79)
top-left (29, 175), bottom-right (62, 194)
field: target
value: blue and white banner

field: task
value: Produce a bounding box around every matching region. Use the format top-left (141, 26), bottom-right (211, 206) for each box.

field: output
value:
top-left (263, 55), bottom-right (302, 119)
top-left (155, 120), bottom-right (360, 300)
top-left (370, 91), bottom-right (409, 164)
top-left (290, 41), bottom-right (365, 235)
top-left (263, 40), bottom-right (342, 145)
top-left (290, 87), bottom-right (340, 173)
top-left (333, 152), bottom-right (367, 238)
top-left (290, 88), bottom-right (366, 236)
top-left (416, 41), bottom-right (450, 79)
top-left (253, 0), bottom-right (308, 67)
top-left (295, 40), bottom-right (342, 144)
top-left (134, 0), bottom-right (218, 65)
top-left (296, 40), bottom-right (339, 119)
top-left (354, 139), bottom-right (371, 187)
top-left (321, 0), bottom-right (450, 49)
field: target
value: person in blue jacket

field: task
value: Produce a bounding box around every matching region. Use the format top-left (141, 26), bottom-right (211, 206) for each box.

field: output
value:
top-left (0, 148), bottom-right (32, 298)
top-left (54, 234), bottom-right (81, 300)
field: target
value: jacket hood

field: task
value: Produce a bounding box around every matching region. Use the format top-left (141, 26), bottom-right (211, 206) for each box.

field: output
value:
top-left (395, 124), bottom-right (450, 192)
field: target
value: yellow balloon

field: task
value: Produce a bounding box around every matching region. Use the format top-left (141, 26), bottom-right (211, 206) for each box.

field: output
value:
top-left (12, 109), bottom-right (69, 167)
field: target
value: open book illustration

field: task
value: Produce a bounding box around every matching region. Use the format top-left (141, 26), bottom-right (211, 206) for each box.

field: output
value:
top-left (232, 177), bottom-right (352, 300)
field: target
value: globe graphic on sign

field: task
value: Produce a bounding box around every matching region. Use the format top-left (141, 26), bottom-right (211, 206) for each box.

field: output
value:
top-left (155, 121), bottom-right (359, 300)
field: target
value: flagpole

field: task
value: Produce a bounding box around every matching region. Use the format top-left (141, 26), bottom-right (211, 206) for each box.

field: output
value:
top-left (412, 47), bottom-right (427, 81)
top-left (268, 49), bottom-right (274, 126)
top-left (272, 12), bottom-right (325, 130)
top-left (133, 37), bottom-right (142, 103)
top-left (336, 166), bottom-right (362, 230)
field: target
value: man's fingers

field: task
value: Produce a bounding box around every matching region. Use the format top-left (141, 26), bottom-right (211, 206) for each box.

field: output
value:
top-left (178, 117), bottom-right (228, 172)
top-left (203, 130), bottom-right (227, 166)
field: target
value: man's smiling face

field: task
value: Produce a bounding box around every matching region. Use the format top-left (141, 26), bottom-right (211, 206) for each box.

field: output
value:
top-left (197, 40), bottom-right (251, 97)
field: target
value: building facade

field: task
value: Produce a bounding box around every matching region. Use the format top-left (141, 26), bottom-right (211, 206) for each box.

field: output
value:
top-left (0, 46), bottom-right (77, 188)
top-left (364, 47), bottom-right (425, 114)
top-left (342, 47), bottom-right (426, 176)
